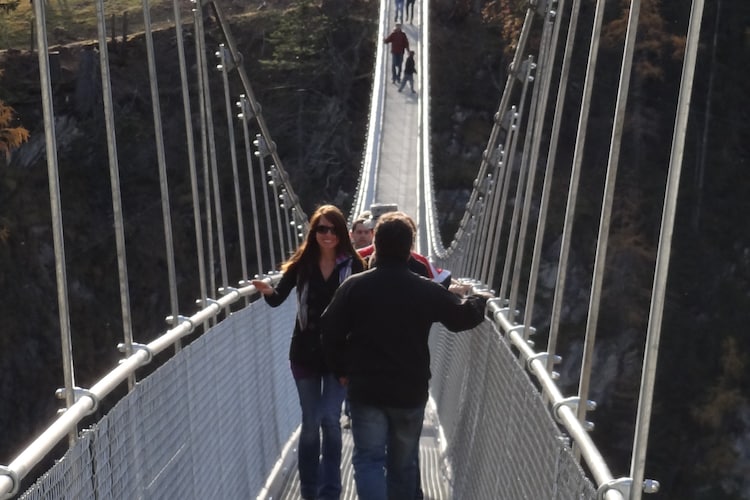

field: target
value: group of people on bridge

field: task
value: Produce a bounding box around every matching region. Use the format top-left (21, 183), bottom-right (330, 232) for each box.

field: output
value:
top-left (252, 204), bottom-right (492, 500)
top-left (384, 19), bottom-right (417, 93)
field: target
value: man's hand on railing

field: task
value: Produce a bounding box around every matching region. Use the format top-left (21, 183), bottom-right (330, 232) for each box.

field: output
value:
top-left (449, 280), bottom-right (473, 297)
top-left (449, 279), bottom-right (494, 300)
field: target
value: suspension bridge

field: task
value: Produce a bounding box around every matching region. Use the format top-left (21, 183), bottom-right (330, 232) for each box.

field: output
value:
top-left (0, 0), bottom-right (707, 498)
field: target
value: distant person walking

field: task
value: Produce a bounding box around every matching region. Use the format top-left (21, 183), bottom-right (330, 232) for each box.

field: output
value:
top-left (405, 0), bottom-right (416, 23)
top-left (398, 50), bottom-right (417, 94)
top-left (384, 23), bottom-right (409, 84)
top-left (394, 0), bottom-right (405, 23)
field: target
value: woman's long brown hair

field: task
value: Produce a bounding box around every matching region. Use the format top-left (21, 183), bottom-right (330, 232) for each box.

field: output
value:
top-left (280, 204), bottom-right (365, 274)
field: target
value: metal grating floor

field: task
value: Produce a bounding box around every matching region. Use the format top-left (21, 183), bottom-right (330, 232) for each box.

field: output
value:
top-left (276, 403), bottom-right (452, 500)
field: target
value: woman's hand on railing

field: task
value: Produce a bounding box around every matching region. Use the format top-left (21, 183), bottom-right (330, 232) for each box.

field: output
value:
top-left (251, 279), bottom-right (274, 296)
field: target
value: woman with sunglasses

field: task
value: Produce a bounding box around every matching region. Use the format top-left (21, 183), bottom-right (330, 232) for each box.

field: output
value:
top-left (252, 204), bottom-right (365, 500)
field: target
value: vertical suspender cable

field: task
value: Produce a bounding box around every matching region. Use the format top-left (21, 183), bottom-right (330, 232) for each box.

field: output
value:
top-left (238, 97), bottom-right (265, 276)
top-left (501, 54), bottom-right (548, 316)
top-left (141, 0), bottom-right (180, 333)
top-left (438, 5), bottom-right (537, 271)
top-left (523, 0), bottom-right (571, 343)
top-left (476, 158), bottom-right (503, 284)
top-left (576, 0), bottom-right (642, 443)
top-left (503, 55), bottom-right (540, 319)
top-left (468, 173), bottom-right (493, 279)
top-left (195, 7), bottom-right (230, 294)
top-left (281, 189), bottom-right (295, 257)
top-left (510, 4), bottom-right (560, 336)
top-left (629, 1), bottom-right (705, 497)
top-left (95, 0), bottom-right (136, 386)
top-left (547, 0), bottom-right (607, 387)
top-left (209, 1), bottom-right (308, 269)
top-left (256, 150), bottom-right (277, 270)
top-left (193, 5), bottom-right (217, 302)
top-left (484, 117), bottom-right (518, 288)
top-left (498, 58), bottom-right (535, 302)
top-left (510, 11), bottom-right (558, 321)
top-left (269, 166), bottom-right (287, 260)
top-left (32, 0), bottom-right (77, 446)
top-left (466, 202), bottom-right (482, 278)
top-left (473, 7), bottom-right (536, 219)
top-left (477, 149), bottom-right (504, 280)
top-left (464, 7), bottom-right (536, 277)
top-left (217, 44), bottom-right (250, 293)
top-left (475, 192), bottom-right (494, 277)
top-left (467, 210), bottom-right (482, 276)
top-left (478, 145), bottom-right (506, 282)
top-left (175, 0), bottom-right (209, 315)
top-left (522, 0), bottom-right (582, 373)
top-left (210, 1), bottom-right (306, 222)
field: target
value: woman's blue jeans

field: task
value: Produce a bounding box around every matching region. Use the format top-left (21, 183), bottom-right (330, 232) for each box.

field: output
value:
top-left (349, 402), bottom-right (425, 500)
top-left (294, 374), bottom-right (347, 500)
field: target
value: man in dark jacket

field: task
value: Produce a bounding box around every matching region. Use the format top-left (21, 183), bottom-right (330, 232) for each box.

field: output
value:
top-left (321, 211), bottom-right (492, 500)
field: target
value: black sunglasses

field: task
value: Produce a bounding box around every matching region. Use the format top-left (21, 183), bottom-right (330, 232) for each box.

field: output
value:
top-left (314, 224), bottom-right (337, 235)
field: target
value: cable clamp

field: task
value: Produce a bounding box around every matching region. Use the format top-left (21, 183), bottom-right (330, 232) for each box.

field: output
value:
top-left (0, 465), bottom-right (20, 498)
top-left (218, 286), bottom-right (239, 297)
top-left (552, 396), bottom-right (579, 424)
top-left (165, 314), bottom-right (195, 334)
top-left (56, 387), bottom-right (100, 415)
top-left (597, 477), bottom-right (633, 500)
top-left (176, 315), bottom-right (195, 333)
top-left (526, 352), bottom-right (545, 370)
top-left (118, 342), bottom-right (154, 365)
top-left (196, 298), bottom-right (220, 310)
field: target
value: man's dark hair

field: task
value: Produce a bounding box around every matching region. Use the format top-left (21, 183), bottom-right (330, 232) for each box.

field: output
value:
top-left (374, 212), bottom-right (413, 262)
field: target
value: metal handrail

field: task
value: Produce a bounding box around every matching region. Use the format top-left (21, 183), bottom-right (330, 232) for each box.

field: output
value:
top-left (486, 298), bottom-right (629, 500)
top-left (0, 276), bottom-right (281, 500)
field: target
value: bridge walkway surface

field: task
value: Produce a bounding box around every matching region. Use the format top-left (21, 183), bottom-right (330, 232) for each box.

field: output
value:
top-left (272, 2), bottom-right (453, 498)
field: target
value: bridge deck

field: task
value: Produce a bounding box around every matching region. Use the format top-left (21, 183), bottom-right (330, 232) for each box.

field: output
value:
top-left (274, 3), bottom-right (452, 499)
top-left (373, 13), bottom-right (422, 224)
top-left (374, 25), bottom-right (421, 217)
top-left (276, 403), bottom-right (450, 499)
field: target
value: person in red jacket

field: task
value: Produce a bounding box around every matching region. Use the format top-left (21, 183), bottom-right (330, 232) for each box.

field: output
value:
top-left (384, 23), bottom-right (409, 84)
top-left (357, 210), bottom-right (453, 288)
